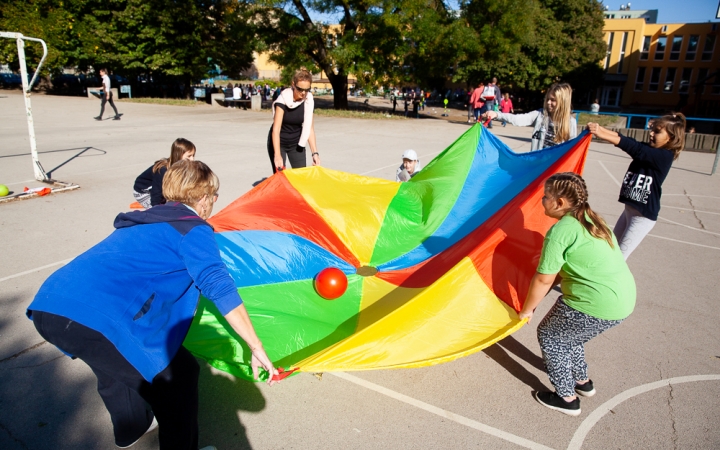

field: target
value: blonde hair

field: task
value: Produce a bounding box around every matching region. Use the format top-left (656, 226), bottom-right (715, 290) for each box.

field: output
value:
top-left (651, 112), bottom-right (686, 160)
top-left (153, 138), bottom-right (196, 173)
top-left (544, 83), bottom-right (573, 144)
top-left (545, 172), bottom-right (614, 248)
top-left (162, 159), bottom-right (219, 206)
top-left (292, 68), bottom-right (313, 85)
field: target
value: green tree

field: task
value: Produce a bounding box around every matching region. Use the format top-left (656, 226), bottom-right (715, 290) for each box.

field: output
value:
top-left (0, 0), bottom-right (258, 95)
top-left (458, 0), bottom-right (606, 98)
top-left (255, 0), bottom-right (465, 109)
top-left (0, 0), bottom-right (96, 73)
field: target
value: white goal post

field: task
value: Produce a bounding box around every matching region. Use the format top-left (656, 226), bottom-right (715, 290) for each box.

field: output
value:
top-left (0, 31), bottom-right (49, 181)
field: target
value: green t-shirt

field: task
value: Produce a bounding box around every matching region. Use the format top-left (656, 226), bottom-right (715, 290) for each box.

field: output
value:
top-left (537, 214), bottom-right (636, 320)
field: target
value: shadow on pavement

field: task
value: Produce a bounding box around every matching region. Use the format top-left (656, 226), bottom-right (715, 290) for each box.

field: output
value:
top-left (483, 336), bottom-right (548, 392)
top-left (197, 362), bottom-right (266, 450)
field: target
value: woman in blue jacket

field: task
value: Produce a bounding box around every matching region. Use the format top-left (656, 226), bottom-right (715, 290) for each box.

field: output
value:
top-left (28, 160), bottom-right (277, 450)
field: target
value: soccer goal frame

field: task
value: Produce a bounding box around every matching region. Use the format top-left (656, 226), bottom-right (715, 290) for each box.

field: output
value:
top-left (0, 31), bottom-right (79, 200)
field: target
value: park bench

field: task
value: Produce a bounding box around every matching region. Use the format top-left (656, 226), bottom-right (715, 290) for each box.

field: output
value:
top-left (219, 98), bottom-right (252, 109)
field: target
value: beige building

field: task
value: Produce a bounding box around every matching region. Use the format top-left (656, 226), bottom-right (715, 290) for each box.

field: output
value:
top-left (599, 15), bottom-right (719, 117)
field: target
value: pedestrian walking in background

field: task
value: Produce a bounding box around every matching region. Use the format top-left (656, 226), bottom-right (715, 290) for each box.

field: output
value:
top-left (94, 68), bottom-right (122, 121)
top-left (469, 82), bottom-right (485, 122)
top-left (500, 93), bottom-right (514, 127)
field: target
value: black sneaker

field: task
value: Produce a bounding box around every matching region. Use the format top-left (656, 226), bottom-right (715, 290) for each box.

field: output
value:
top-left (94, 116), bottom-right (102, 120)
top-left (575, 380), bottom-right (596, 397)
top-left (534, 391), bottom-right (581, 416)
top-left (113, 115), bottom-right (121, 120)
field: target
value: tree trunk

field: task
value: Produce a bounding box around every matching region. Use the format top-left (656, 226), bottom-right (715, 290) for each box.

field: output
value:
top-left (329, 74), bottom-right (348, 110)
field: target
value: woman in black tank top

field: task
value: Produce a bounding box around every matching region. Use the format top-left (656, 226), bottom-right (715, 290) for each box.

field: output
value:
top-left (268, 69), bottom-right (320, 173)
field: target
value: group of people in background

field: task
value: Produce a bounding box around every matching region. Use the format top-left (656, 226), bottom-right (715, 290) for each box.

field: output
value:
top-left (37, 72), bottom-right (691, 450)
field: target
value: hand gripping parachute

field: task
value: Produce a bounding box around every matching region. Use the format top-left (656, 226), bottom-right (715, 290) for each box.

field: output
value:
top-left (184, 125), bottom-right (590, 381)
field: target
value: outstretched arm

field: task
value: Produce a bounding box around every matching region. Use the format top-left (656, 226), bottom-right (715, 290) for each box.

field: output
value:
top-left (587, 122), bottom-right (621, 145)
top-left (224, 304), bottom-right (279, 385)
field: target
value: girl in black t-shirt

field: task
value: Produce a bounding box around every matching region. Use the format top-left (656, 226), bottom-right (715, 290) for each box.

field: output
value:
top-left (587, 113), bottom-right (686, 259)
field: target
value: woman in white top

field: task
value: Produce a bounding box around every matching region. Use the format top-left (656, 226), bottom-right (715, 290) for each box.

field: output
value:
top-left (267, 68), bottom-right (320, 173)
top-left (484, 83), bottom-right (577, 151)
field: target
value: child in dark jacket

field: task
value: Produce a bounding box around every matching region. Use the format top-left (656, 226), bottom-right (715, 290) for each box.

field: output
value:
top-left (587, 113), bottom-right (686, 259)
top-left (133, 138), bottom-right (196, 208)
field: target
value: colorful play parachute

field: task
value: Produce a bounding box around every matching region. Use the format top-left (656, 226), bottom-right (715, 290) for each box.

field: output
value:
top-left (184, 125), bottom-right (590, 381)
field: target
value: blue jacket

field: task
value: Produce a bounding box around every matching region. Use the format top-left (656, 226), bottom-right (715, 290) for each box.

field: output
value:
top-left (28, 203), bottom-right (242, 381)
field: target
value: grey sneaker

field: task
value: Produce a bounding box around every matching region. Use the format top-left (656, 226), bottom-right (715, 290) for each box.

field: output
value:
top-left (575, 379), bottom-right (596, 397)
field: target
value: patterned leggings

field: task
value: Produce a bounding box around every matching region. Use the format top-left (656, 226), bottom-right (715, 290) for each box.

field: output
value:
top-left (537, 298), bottom-right (623, 397)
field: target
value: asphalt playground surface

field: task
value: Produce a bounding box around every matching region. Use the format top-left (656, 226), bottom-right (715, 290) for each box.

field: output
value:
top-left (1, 91), bottom-right (719, 450)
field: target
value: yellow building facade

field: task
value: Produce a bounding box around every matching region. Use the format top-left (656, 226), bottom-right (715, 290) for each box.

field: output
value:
top-left (600, 19), bottom-right (719, 116)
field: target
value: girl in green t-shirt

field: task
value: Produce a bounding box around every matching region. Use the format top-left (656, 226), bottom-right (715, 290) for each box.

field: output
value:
top-left (520, 172), bottom-right (636, 416)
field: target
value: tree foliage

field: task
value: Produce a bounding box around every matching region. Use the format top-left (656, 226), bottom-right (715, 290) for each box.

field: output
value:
top-left (254, 0), bottom-right (467, 108)
top-left (458, 0), bottom-right (606, 97)
top-left (0, 0), bottom-right (257, 91)
top-left (0, 0), bottom-right (607, 104)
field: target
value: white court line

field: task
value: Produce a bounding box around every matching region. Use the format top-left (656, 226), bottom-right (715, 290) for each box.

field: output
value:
top-left (567, 374), bottom-right (720, 450)
top-left (664, 194), bottom-right (720, 199)
top-left (646, 234), bottom-right (720, 250)
top-left (0, 259), bottom-right (71, 284)
top-left (330, 371), bottom-right (556, 450)
top-left (657, 216), bottom-right (720, 236)
top-left (597, 160), bottom-right (720, 240)
top-left (597, 161), bottom-right (621, 187)
top-left (5, 179), bottom-right (36, 187)
top-left (666, 206), bottom-right (720, 216)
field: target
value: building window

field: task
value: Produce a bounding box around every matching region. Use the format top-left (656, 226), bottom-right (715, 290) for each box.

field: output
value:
top-left (618, 33), bottom-right (628, 72)
top-left (640, 36), bottom-right (651, 60)
top-left (655, 36), bottom-right (666, 60)
top-left (679, 68), bottom-right (692, 93)
top-left (670, 36), bottom-right (683, 61)
top-left (649, 67), bottom-right (662, 92)
top-left (604, 32), bottom-right (614, 70)
top-left (697, 68), bottom-right (708, 94)
top-left (702, 35), bottom-right (716, 61)
top-left (635, 67), bottom-right (646, 91)
top-left (686, 35), bottom-right (699, 61)
top-left (712, 72), bottom-right (720, 94)
top-left (663, 68), bottom-right (676, 92)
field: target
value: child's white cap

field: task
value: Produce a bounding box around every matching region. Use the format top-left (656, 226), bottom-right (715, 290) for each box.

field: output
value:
top-left (402, 149), bottom-right (418, 161)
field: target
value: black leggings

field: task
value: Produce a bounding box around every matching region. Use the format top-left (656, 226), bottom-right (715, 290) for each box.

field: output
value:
top-left (99, 92), bottom-right (119, 117)
top-left (267, 128), bottom-right (307, 173)
top-left (31, 311), bottom-right (199, 449)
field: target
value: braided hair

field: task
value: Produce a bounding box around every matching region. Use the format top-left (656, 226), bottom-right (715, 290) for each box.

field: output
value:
top-left (545, 172), bottom-right (614, 248)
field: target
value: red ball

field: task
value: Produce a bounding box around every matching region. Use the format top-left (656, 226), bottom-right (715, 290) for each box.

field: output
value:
top-left (314, 267), bottom-right (348, 300)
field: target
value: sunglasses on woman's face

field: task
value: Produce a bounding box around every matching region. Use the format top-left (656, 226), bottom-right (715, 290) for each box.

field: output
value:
top-left (293, 85), bottom-right (311, 93)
